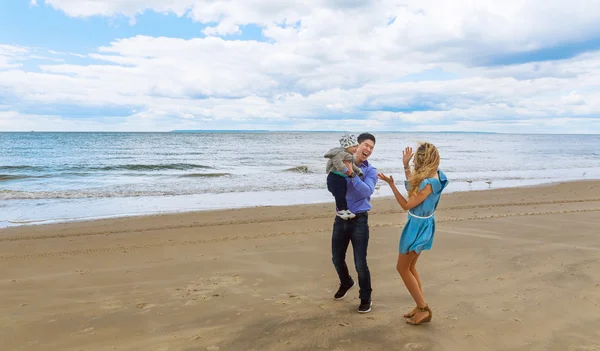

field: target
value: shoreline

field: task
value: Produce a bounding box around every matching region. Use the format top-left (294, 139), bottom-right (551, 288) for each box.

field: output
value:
top-left (1, 177), bottom-right (598, 230)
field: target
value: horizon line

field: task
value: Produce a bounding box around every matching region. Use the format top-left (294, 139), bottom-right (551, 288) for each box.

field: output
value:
top-left (2, 130), bottom-right (600, 135)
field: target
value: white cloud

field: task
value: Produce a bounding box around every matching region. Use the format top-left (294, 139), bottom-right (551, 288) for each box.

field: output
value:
top-left (561, 91), bottom-right (586, 106)
top-left (0, 45), bottom-right (28, 70)
top-left (2, 1), bottom-right (600, 132)
top-left (202, 19), bottom-right (241, 36)
top-left (417, 117), bottom-right (600, 134)
top-left (0, 110), bottom-right (126, 132)
top-left (41, 0), bottom-right (600, 58)
top-left (43, 0), bottom-right (194, 18)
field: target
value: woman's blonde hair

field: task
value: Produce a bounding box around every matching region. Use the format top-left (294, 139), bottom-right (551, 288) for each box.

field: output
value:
top-left (408, 142), bottom-right (440, 196)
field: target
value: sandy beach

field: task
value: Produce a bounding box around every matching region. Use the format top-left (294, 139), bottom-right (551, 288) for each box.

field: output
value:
top-left (1, 181), bottom-right (600, 351)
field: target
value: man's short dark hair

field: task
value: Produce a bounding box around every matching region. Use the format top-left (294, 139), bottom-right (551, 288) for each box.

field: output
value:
top-left (357, 132), bottom-right (376, 145)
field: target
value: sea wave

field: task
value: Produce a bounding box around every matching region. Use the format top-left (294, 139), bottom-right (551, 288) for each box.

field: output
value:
top-left (283, 166), bottom-right (313, 173)
top-left (0, 181), bottom-right (326, 200)
top-left (0, 174), bottom-right (50, 181)
top-left (0, 189), bottom-right (180, 200)
top-left (90, 163), bottom-right (213, 171)
top-left (0, 165), bottom-right (45, 171)
top-left (0, 174), bottom-right (30, 181)
top-left (180, 173), bottom-right (231, 178)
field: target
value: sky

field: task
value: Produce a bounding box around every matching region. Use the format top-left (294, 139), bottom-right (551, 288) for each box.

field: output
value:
top-left (1, 1), bottom-right (600, 133)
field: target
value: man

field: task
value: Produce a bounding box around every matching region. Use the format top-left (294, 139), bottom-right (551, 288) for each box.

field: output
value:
top-left (331, 132), bottom-right (377, 313)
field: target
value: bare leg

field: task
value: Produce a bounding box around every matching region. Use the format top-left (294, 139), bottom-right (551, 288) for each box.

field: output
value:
top-left (397, 252), bottom-right (430, 323)
top-left (410, 252), bottom-right (423, 294)
top-left (397, 252), bottom-right (426, 307)
top-left (403, 252), bottom-right (423, 317)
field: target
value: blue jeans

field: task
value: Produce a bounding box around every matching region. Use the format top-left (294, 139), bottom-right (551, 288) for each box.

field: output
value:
top-left (331, 212), bottom-right (372, 300)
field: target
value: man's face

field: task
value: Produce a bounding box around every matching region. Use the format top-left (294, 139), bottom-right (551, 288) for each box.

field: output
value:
top-left (355, 139), bottom-right (375, 163)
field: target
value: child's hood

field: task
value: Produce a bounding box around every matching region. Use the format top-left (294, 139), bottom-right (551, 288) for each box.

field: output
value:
top-left (324, 147), bottom-right (350, 159)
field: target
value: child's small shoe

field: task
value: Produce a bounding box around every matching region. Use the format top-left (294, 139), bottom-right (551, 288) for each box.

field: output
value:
top-left (344, 210), bottom-right (356, 219)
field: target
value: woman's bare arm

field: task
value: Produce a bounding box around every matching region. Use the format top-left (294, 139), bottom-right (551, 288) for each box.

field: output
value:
top-left (378, 173), bottom-right (433, 211)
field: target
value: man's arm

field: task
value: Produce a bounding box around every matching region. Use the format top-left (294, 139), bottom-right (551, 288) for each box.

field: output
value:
top-left (349, 167), bottom-right (377, 198)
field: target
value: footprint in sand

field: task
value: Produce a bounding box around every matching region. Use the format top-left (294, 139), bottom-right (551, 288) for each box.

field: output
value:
top-left (403, 343), bottom-right (429, 351)
top-left (170, 275), bottom-right (243, 303)
top-left (136, 302), bottom-right (156, 310)
top-left (101, 298), bottom-right (123, 310)
top-left (271, 293), bottom-right (307, 305)
top-left (236, 307), bottom-right (253, 315)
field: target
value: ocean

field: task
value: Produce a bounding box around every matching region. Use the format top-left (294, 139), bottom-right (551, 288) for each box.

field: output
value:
top-left (1, 132), bottom-right (599, 227)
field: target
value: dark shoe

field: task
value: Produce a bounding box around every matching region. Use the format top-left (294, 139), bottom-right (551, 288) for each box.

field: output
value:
top-left (358, 299), bottom-right (372, 313)
top-left (333, 280), bottom-right (355, 300)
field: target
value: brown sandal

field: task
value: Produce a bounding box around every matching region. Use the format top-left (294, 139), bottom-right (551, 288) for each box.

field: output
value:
top-left (406, 305), bottom-right (432, 325)
top-left (403, 306), bottom-right (418, 318)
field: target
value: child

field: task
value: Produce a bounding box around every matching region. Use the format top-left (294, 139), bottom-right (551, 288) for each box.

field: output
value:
top-left (324, 134), bottom-right (364, 220)
top-left (377, 142), bottom-right (448, 326)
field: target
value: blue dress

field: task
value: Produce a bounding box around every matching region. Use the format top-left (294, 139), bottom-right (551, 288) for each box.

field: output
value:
top-left (399, 170), bottom-right (449, 254)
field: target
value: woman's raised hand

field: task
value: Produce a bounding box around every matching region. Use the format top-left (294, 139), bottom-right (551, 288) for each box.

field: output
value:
top-left (402, 146), bottom-right (413, 167)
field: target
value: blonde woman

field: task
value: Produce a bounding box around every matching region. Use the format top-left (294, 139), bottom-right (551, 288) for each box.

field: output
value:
top-left (378, 143), bottom-right (448, 326)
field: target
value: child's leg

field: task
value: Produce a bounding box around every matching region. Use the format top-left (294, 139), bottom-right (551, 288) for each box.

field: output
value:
top-left (396, 252), bottom-right (426, 307)
top-left (327, 173), bottom-right (348, 211)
